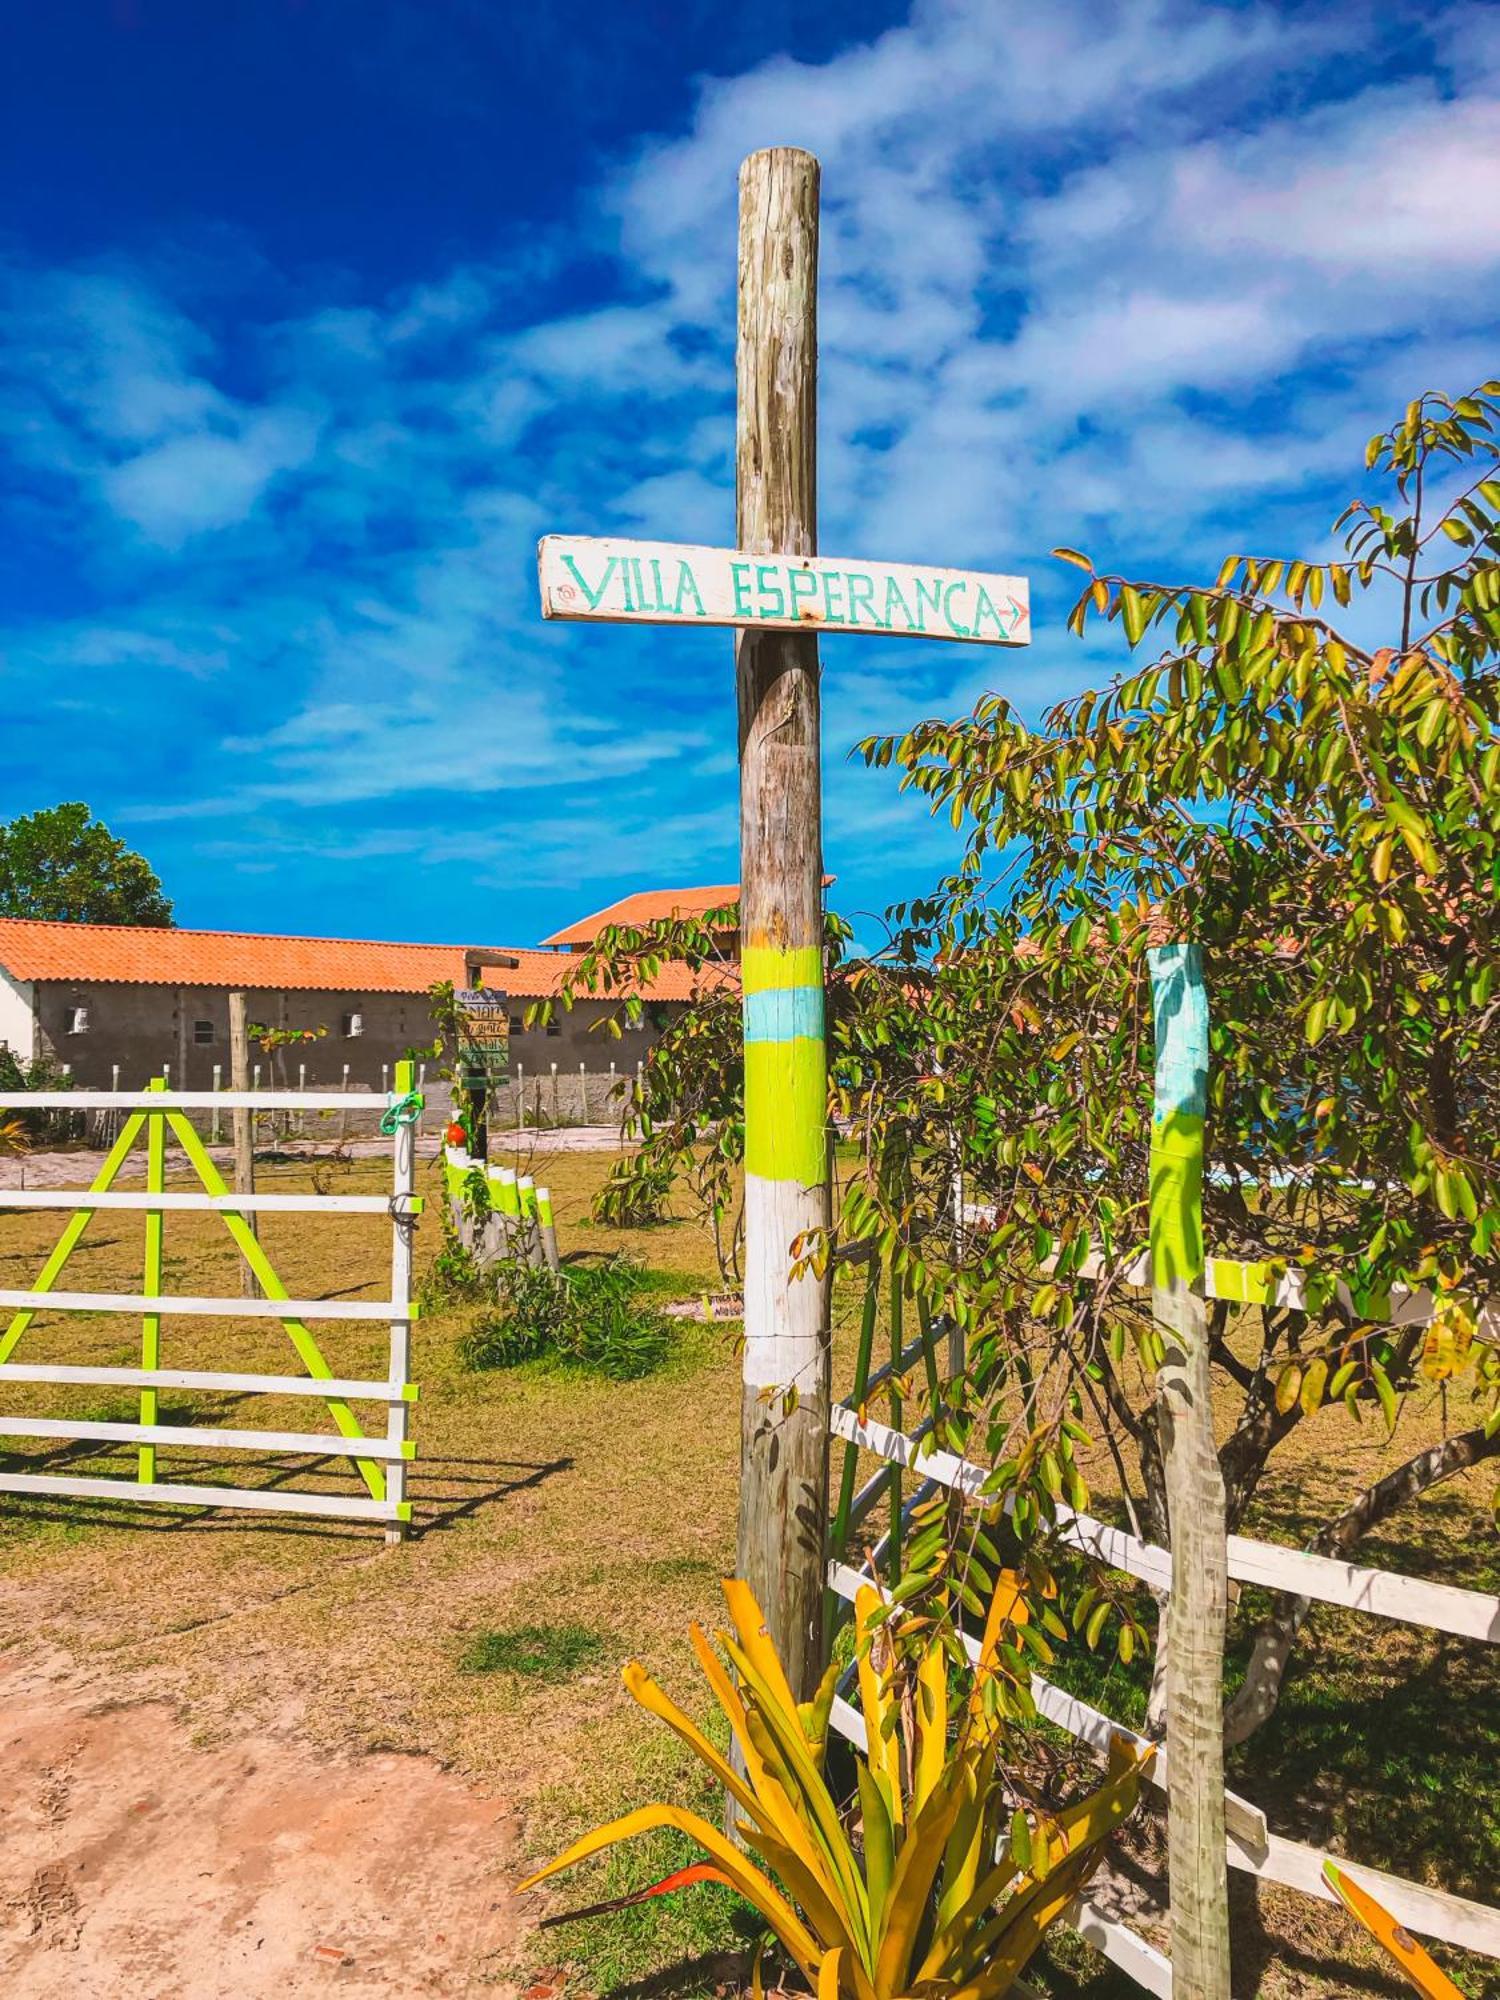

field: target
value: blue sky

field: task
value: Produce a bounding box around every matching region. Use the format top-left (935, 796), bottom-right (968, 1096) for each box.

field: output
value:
top-left (2, 0), bottom-right (1497, 948)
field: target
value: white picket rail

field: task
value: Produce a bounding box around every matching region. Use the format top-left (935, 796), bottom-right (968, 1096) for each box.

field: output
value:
top-left (827, 1395), bottom-right (1500, 1985)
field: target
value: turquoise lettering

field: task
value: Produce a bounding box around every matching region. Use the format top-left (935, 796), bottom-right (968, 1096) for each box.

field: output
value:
top-left (847, 571), bottom-right (883, 629)
top-left (562, 553), bottom-right (618, 612)
top-left (620, 559), bottom-right (635, 612)
top-left (820, 569), bottom-right (846, 624)
top-left (883, 574), bottom-right (915, 631)
top-left (942, 581), bottom-right (970, 636)
top-left (788, 567), bottom-right (820, 620)
top-left (731, 561), bottom-right (752, 617)
top-left (630, 557), bottom-right (648, 610)
top-left (971, 583), bottom-right (1010, 639)
top-left (755, 562), bottom-right (786, 619)
top-left (914, 577), bottom-right (943, 632)
top-left (650, 557), bottom-right (666, 611)
top-left (675, 560), bottom-right (706, 616)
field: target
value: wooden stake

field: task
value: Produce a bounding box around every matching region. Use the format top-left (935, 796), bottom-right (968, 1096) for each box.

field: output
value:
top-left (384, 1058), bottom-right (416, 1544)
top-left (1148, 942), bottom-right (1231, 1996)
top-left (733, 146), bottom-right (831, 1704)
top-left (228, 989), bottom-right (259, 1299)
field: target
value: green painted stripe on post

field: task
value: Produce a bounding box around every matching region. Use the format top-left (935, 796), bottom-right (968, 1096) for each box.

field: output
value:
top-left (741, 942), bottom-right (827, 1186)
top-left (0, 1112), bottom-right (150, 1363)
top-left (743, 1040), bottom-right (827, 1186)
top-left (1148, 944), bottom-right (1207, 1291)
top-left (741, 943), bottom-right (823, 994)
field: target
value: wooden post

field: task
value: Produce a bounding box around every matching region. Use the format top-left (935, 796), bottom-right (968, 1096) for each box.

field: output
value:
top-left (1148, 942), bottom-right (1231, 1995)
top-left (139, 1078), bottom-right (166, 1484)
top-left (228, 990), bottom-right (259, 1299)
top-left (733, 146), bottom-right (831, 1703)
top-left (385, 1057), bottom-right (416, 1545)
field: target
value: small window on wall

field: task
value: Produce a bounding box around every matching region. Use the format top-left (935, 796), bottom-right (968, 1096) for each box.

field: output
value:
top-left (509, 1016), bottom-right (523, 1034)
top-left (194, 1020), bottom-right (215, 1046)
top-left (341, 1010), bottom-right (365, 1038)
top-left (546, 1022), bottom-right (561, 1038)
top-left (67, 1004), bottom-right (90, 1036)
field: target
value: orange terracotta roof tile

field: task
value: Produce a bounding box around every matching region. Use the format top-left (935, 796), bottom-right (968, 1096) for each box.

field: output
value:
top-left (542, 878), bottom-right (835, 949)
top-left (0, 920), bottom-right (711, 1004)
top-left (542, 884), bottom-right (742, 949)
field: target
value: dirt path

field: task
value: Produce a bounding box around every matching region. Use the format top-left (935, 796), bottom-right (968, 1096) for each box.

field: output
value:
top-left (0, 1650), bottom-right (521, 1998)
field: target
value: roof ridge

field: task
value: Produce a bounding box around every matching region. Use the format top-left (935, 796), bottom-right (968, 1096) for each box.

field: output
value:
top-left (0, 915), bottom-right (542, 953)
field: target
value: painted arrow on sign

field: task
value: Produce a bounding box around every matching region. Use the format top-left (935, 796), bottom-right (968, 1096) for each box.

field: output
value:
top-left (538, 535), bottom-right (1031, 647)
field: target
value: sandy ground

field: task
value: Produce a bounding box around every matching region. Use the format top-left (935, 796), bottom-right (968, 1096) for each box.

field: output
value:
top-left (0, 1648), bottom-right (521, 1999)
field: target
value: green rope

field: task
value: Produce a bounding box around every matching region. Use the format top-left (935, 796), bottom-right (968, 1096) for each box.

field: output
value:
top-left (380, 1089), bottom-right (424, 1134)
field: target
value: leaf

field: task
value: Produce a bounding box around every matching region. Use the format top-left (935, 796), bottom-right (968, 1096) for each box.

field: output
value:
top-left (1300, 1358), bottom-right (1327, 1415)
top-left (1053, 547), bottom-right (1094, 572)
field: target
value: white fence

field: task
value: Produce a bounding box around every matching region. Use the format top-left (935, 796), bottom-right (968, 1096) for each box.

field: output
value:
top-left (0, 1084), bottom-right (420, 1536)
top-left (823, 1286), bottom-right (1500, 1990)
top-left (15, 1065), bottom-right (643, 1149)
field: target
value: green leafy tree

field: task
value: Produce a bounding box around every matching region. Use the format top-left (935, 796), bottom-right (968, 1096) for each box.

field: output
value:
top-left (0, 803), bottom-right (173, 926)
top-left (557, 383), bottom-right (1500, 1741)
top-left (845, 379), bottom-right (1500, 1735)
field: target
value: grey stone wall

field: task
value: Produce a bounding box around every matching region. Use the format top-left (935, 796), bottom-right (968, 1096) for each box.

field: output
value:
top-left (26, 980), bottom-right (670, 1111)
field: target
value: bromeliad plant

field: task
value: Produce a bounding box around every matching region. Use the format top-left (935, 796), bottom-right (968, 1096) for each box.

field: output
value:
top-left (520, 1579), bottom-right (1145, 1999)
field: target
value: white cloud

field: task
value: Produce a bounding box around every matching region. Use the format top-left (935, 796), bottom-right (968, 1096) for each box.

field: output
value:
top-left (103, 407), bottom-right (321, 544)
top-left (3, 0), bottom-right (1499, 937)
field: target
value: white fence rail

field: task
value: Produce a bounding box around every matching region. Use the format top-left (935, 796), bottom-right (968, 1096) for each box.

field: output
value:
top-left (826, 1389), bottom-right (1500, 1986)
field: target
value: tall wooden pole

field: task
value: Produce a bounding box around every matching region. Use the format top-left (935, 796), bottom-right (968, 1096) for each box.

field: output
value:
top-left (228, 989), bottom-right (259, 1300)
top-left (734, 147), bottom-right (831, 1702)
top-left (1148, 943), bottom-right (1231, 1996)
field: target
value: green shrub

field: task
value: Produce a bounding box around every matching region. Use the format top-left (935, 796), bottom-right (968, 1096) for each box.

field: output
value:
top-left (0, 1047), bottom-right (76, 1145)
top-left (458, 1255), bottom-right (671, 1381)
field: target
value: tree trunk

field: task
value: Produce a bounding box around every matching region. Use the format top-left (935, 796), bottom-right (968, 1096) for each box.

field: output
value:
top-left (1224, 1421), bottom-right (1500, 1746)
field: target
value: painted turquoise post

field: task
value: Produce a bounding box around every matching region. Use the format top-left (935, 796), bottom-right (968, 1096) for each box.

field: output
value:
top-left (1147, 941), bottom-right (1231, 1997)
top-left (1148, 943), bottom-right (1207, 1292)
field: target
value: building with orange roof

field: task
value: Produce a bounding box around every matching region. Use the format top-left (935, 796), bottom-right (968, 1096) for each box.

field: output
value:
top-left (0, 902), bottom-right (727, 1095)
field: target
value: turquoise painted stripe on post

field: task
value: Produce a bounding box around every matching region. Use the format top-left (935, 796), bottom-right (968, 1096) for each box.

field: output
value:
top-left (743, 986), bottom-right (825, 1044)
top-left (1148, 943), bottom-right (1207, 1121)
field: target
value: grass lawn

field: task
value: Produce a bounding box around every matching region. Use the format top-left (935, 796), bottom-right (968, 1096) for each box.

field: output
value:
top-left (0, 1139), bottom-right (1496, 1997)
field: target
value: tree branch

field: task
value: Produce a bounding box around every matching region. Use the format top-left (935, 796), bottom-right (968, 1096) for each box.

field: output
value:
top-left (1222, 1421), bottom-right (1500, 1747)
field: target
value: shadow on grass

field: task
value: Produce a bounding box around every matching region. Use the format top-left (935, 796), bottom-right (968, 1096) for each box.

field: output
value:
top-left (0, 1438), bottom-right (574, 1542)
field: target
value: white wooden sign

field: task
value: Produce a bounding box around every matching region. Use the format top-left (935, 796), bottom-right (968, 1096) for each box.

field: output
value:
top-left (538, 535), bottom-right (1030, 647)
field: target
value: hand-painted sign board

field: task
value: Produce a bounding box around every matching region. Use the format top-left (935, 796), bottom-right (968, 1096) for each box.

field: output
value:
top-left (538, 536), bottom-right (1030, 647)
top-left (456, 988), bottom-right (510, 1086)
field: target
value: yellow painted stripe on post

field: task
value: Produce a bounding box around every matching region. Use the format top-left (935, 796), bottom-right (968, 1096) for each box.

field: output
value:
top-left (1208, 1256), bottom-right (1271, 1305)
top-left (1149, 1109), bottom-right (1204, 1290)
top-left (742, 943), bottom-right (823, 993)
top-left (0, 1112), bottom-right (149, 1362)
top-left (744, 1039), bottom-right (826, 1186)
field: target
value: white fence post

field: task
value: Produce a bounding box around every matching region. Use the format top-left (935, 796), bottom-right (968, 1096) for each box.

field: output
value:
top-left (211, 1063), bottom-right (222, 1145)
